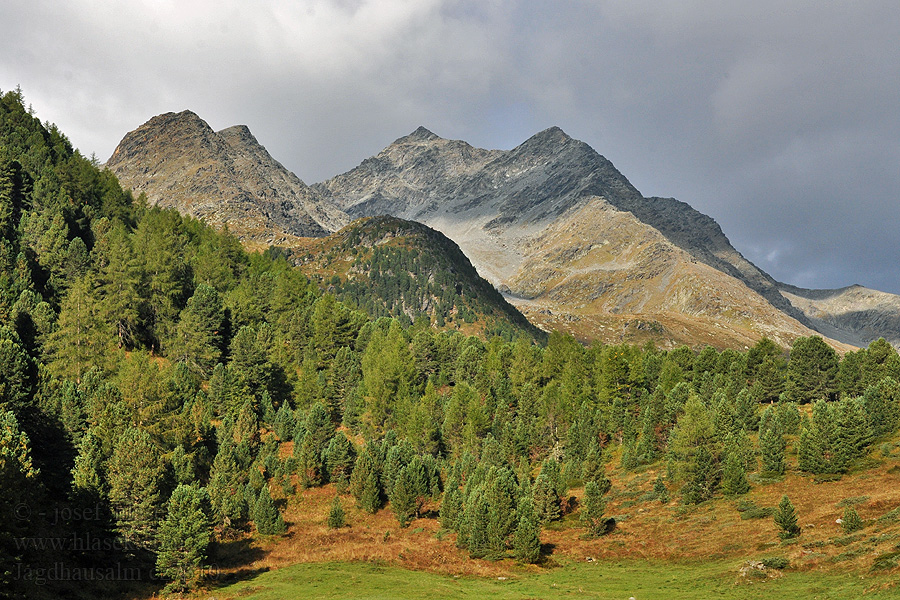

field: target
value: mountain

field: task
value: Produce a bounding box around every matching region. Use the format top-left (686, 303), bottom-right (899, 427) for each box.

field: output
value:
top-left (288, 215), bottom-right (543, 341)
top-left (779, 283), bottom-right (900, 348)
top-left (106, 110), bottom-right (348, 244)
top-left (107, 114), bottom-right (892, 349)
top-left (314, 127), bottom-right (833, 349)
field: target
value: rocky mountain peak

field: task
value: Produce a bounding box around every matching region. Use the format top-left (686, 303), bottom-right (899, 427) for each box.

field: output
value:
top-left (218, 124), bottom-right (257, 144)
top-left (106, 112), bottom-right (348, 242)
top-left (400, 126), bottom-right (441, 143)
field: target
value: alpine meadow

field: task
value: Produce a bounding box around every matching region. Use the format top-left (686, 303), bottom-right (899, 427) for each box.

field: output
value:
top-left (2, 87), bottom-right (900, 600)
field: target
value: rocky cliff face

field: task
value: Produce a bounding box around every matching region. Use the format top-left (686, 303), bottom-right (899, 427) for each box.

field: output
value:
top-left (314, 127), bottom-right (828, 349)
top-left (106, 111), bottom-right (348, 243)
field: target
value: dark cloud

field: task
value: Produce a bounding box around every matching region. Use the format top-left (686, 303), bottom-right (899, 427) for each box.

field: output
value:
top-left (2, 0), bottom-right (898, 292)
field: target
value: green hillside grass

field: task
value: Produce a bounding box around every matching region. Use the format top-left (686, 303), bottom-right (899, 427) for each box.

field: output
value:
top-left (211, 559), bottom-right (898, 600)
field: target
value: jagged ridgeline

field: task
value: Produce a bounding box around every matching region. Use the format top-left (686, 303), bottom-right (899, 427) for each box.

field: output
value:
top-left (288, 215), bottom-right (543, 341)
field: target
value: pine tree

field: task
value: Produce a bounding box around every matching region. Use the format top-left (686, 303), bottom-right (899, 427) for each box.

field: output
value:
top-left (155, 484), bottom-right (213, 594)
top-left (841, 507), bottom-right (863, 533)
top-left (390, 461), bottom-right (426, 528)
top-left (273, 403), bottom-right (296, 441)
top-left (71, 429), bottom-right (106, 497)
top-left (93, 220), bottom-right (143, 349)
top-left (327, 495), bottom-right (346, 529)
top-left (832, 397), bottom-right (873, 471)
top-left (721, 447), bottom-right (751, 495)
top-left (107, 427), bottom-right (166, 549)
top-left (533, 459), bottom-right (563, 523)
top-left (682, 444), bottom-right (718, 504)
top-left (483, 467), bottom-right (518, 555)
top-left (513, 495), bottom-right (541, 564)
top-left (349, 447), bottom-right (382, 514)
top-left (785, 336), bottom-right (839, 404)
top-left (653, 474), bottom-right (669, 503)
top-left (0, 409), bottom-right (39, 591)
top-left (759, 424), bottom-right (786, 476)
top-left (168, 283), bottom-right (224, 377)
top-left (774, 495), bottom-right (801, 540)
top-left (733, 388), bottom-right (759, 432)
top-left (440, 471), bottom-right (463, 530)
top-left (667, 393), bottom-right (720, 499)
top-left (207, 443), bottom-right (248, 529)
top-left (580, 480), bottom-right (607, 537)
top-left (323, 431), bottom-right (356, 492)
top-left (581, 440), bottom-right (611, 494)
top-left (253, 485), bottom-right (286, 535)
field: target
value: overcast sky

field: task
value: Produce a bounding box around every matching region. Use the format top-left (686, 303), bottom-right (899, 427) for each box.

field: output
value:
top-left (2, 1), bottom-right (899, 293)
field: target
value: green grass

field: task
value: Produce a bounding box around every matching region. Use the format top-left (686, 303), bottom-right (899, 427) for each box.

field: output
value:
top-left (211, 559), bottom-right (898, 600)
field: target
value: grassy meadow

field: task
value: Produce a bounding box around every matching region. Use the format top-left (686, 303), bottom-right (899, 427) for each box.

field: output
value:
top-left (210, 559), bottom-right (898, 600)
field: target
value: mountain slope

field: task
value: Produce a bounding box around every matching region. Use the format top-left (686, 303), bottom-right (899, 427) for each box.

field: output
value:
top-left (106, 111), bottom-right (348, 243)
top-left (314, 127), bottom-right (827, 348)
top-left (289, 215), bottom-right (543, 341)
top-left (780, 283), bottom-right (900, 348)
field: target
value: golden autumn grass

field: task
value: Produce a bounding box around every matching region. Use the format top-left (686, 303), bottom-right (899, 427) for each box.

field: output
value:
top-left (197, 433), bottom-right (900, 600)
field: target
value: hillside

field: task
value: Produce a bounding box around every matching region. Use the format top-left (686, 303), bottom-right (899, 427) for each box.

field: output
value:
top-left (106, 110), bottom-right (348, 243)
top-left (288, 215), bottom-right (543, 341)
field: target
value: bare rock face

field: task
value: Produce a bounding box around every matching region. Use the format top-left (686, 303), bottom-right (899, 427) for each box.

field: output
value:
top-left (314, 127), bottom-right (831, 349)
top-left (106, 111), bottom-right (348, 243)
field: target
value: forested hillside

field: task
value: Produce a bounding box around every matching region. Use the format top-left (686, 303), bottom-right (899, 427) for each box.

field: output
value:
top-left (288, 215), bottom-right (543, 341)
top-left (2, 90), bottom-right (900, 599)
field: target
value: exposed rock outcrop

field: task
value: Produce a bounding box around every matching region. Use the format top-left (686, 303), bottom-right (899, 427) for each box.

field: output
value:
top-left (106, 111), bottom-right (348, 243)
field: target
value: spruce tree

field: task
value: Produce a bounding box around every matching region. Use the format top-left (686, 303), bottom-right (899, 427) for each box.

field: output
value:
top-left (580, 480), bottom-right (607, 537)
top-left (155, 484), bottom-right (213, 594)
top-left (774, 495), bottom-right (801, 540)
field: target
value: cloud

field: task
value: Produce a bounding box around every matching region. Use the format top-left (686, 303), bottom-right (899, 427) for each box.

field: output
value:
top-left (2, 0), bottom-right (899, 292)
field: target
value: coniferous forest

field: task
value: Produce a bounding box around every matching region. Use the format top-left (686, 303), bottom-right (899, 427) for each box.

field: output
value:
top-left (2, 89), bottom-right (900, 598)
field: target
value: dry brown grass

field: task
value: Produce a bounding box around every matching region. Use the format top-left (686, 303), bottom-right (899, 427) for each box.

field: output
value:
top-left (228, 484), bottom-right (517, 579)
top-left (216, 437), bottom-right (900, 584)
